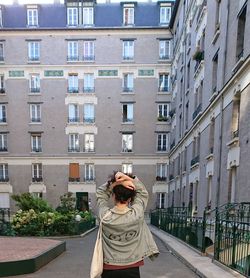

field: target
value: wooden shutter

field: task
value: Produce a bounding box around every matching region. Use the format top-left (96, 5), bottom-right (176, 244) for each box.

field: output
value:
top-left (69, 163), bottom-right (79, 178)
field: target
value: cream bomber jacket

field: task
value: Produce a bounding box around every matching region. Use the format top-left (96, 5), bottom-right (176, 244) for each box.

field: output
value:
top-left (96, 178), bottom-right (159, 266)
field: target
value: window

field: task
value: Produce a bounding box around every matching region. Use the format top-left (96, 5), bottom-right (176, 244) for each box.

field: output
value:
top-left (231, 97), bottom-right (241, 139)
top-left (158, 103), bottom-right (169, 121)
top-left (215, 0), bottom-right (221, 31)
top-left (0, 75), bottom-right (5, 94)
top-left (156, 163), bottom-right (167, 181)
top-left (159, 40), bottom-right (171, 60)
top-left (67, 41), bottom-right (79, 61)
top-left (31, 134), bottom-right (42, 152)
top-left (122, 133), bottom-right (133, 152)
top-left (207, 176), bottom-right (212, 210)
top-left (68, 74), bottom-right (78, 93)
top-left (30, 74), bottom-right (40, 93)
top-left (157, 193), bottom-right (166, 209)
top-left (123, 6), bottom-right (134, 25)
top-left (69, 163), bottom-right (80, 182)
top-left (32, 163), bottom-right (42, 182)
top-left (159, 74), bottom-right (169, 92)
top-left (83, 7), bottom-right (94, 26)
top-left (30, 104), bottom-right (41, 123)
top-left (123, 73), bottom-right (134, 92)
top-left (68, 104), bottom-right (79, 123)
top-left (0, 7), bottom-right (2, 27)
top-left (84, 103), bottom-right (95, 123)
top-left (0, 133), bottom-right (7, 152)
top-left (123, 40), bottom-right (134, 60)
top-left (28, 41), bottom-right (40, 61)
top-left (236, 4), bottom-right (246, 60)
top-left (228, 167), bottom-right (236, 203)
top-left (68, 133), bottom-right (80, 152)
top-left (0, 42), bottom-right (4, 61)
top-left (67, 7), bottom-right (78, 26)
top-left (0, 164), bottom-right (8, 182)
top-left (0, 104), bottom-right (6, 123)
top-left (83, 41), bottom-right (95, 61)
top-left (84, 134), bottom-right (94, 152)
top-left (85, 164), bottom-right (95, 181)
top-left (27, 8), bottom-right (38, 27)
top-left (122, 163), bottom-right (133, 174)
top-left (160, 6), bottom-right (171, 25)
top-left (157, 133), bottom-right (168, 151)
top-left (122, 103), bottom-right (133, 123)
top-left (209, 118), bottom-right (215, 154)
top-left (212, 51), bottom-right (219, 93)
top-left (83, 73), bottom-right (94, 92)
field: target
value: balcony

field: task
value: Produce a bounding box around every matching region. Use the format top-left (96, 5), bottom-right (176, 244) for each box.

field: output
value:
top-left (30, 87), bottom-right (40, 93)
top-left (159, 54), bottom-right (170, 60)
top-left (68, 87), bottom-right (79, 94)
top-left (192, 103), bottom-right (202, 121)
top-left (0, 177), bottom-right (9, 182)
top-left (156, 176), bottom-right (167, 181)
top-left (68, 147), bottom-right (80, 152)
top-left (170, 140), bottom-right (175, 150)
top-left (69, 177), bottom-right (80, 182)
top-left (190, 155), bottom-right (200, 167)
top-left (32, 147), bottom-right (42, 152)
top-left (83, 87), bottom-right (95, 93)
top-left (0, 88), bottom-right (5, 94)
top-left (123, 87), bottom-right (133, 93)
top-left (32, 177), bottom-right (43, 182)
top-left (31, 118), bottom-right (41, 123)
top-left (0, 147), bottom-right (8, 152)
top-left (83, 148), bottom-right (95, 153)
top-left (28, 56), bottom-right (40, 62)
top-left (67, 56), bottom-right (79, 62)
top-left (232, 129), bottom-right (239, 139)
top-left (157, 116), bottom-right (170, 122)
top-left (68, 117), bottom-right (80, 123)
top-left (122, 148), bottom-right (133, 153)
top-left (158, 86), bottom-right (169, 93)
top-left (83, 117), bottom-right (95, 124)
top-left (83, 55), bottom-right (95, 61)
top-left (123, 56), bottom-right (134, 61)
top-left (84, 177), bottom-right (95, 182)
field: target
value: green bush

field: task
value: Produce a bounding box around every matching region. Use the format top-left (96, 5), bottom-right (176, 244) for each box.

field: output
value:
top-left (12, 193), bottom-right (53, 213)
top-left (10, 193), bottom-right (96, 236)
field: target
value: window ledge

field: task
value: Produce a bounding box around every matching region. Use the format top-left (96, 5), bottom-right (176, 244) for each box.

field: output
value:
top-left (121, 151), bottom-right (134, 154)
top-left (0, 151), bottom-right (8, 154)
top-left (121, 92), bottom-right (135, 95)
top-left (227, 137), bottom-right (239, 148)
top-left (121, 122), bottom-right (135, 125)
top-left (122, 60), bottom-right (135, 63)
top-left (232, 57), bottom-right (245, 74)
top-left (212, 28), bottom-right (220, 45)
top-left (205, 153), bottom-right (214, 161)
top-left (28, 93), bottom-right (42, 96)
top-left (209, 91), bottom-right (219, 103)
top-left (29, 122), bottom-right (42, 125)
top-left (27, 60), bottom-right (40, 64)
top-left (190, 162), bottom-right (199, 171)
top-left (0, 123), bottom-right (7, 125)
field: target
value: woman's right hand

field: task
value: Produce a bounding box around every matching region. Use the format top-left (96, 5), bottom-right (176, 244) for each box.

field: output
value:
top-left (115, 171), bottom-right (133, 182)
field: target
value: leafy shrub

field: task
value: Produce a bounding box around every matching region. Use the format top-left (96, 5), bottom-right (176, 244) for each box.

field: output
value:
top-left (56, 192), bottom-right (76, 214)
top-left (12, 193), bottom-right (53, 213)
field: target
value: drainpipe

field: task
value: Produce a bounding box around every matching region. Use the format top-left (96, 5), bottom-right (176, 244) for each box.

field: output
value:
top-left (216, 0), bottom-right (230, 207)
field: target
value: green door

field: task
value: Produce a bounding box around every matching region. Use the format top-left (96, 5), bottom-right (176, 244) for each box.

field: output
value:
top-left (76, 192), bottom-right (89, 212)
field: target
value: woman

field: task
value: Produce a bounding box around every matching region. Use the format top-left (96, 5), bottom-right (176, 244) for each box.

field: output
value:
top-left (96, 171), bottom-right (159, 278)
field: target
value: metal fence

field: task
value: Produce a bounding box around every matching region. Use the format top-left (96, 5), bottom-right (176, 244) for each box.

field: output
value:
top-left (151, 203), bottom-right (250, 277)
top-left (0, 208), bottom-right (11, 236)
top-left (214, 203), bottom-right (250, 277)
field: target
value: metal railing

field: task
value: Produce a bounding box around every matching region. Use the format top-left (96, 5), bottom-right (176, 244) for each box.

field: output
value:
top-left (83, 87), bottom-right (95, 93)
top-left (68, 117), bottom-right (80, 123)
top-left (83, 55), bottom-right (95, 61)
top-left (0, 208), bottom-right (10, 236)
top-left (67, 55), bottom-right (79, 62)
top-left (68, 147), bottom-right (80, 152)
top-left (32, 177), bottom-right (43, 182)
top-left (0, 88), bottom-right (5, 94)
top-left (30, 87), bottom-right (40, 93)
top-left (123, 87), bottom-right (133, 92)
top-left (0, 147), bottom-right (8, 152)
top-left (68, 87), bottom-right (79, 93)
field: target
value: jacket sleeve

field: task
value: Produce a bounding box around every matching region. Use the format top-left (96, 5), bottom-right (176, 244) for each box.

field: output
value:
top-left (131, 178), bottom-right (149, 215)
top-left (96, 182), bottom-right (112, 219)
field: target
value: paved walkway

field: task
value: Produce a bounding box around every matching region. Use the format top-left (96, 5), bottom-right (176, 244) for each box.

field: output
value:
top-left (150, 225), bottom-right (244, 278)
top-left (5, 230), bottom-right (198, 278)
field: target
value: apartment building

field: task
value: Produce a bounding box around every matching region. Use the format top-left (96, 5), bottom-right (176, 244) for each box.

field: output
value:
top-left (168, 0), bottom-right (250, 216)
top-left (0, 0), bottom-right (174, 212)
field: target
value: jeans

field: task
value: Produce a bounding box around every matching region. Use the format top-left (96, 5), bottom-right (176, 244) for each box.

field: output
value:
top-left (101, 267), bottom-right (140, 278)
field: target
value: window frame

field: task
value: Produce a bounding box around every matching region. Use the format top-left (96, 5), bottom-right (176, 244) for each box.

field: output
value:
top-left (160, 6), bottom-right (171, 25)
top-left (0, 104), bottom-right (6, 123)
top-left (67, 7), bottom-right (78, 26)
top-left (122, 133), bottom-right (133, 152)
top-left (123, 40), bottom-right (134, 60)
top-left (68, 133), bottom-right (80, 152)
top-left (27, 8), bottom-right (38, 27)
top-left (157, 133), bottom-right (168, 152)
top-left (85, 163), bottom-right (95, 181)
top-left (31, 134), bottom-right (42, 152)
top-left (30, 103), bottom-right (41, 123)
top-left (84, 133), bottom-right (95, 152)
top-left (0, 133), bottom-right (7, 152)
top-left (123, 7), bottom-right (134, 26)
top-left (82, 7), bottom-right (94, 26)
top-left (28, 41), bottom-right (40, 61)
top-left (68, 103), bottom-right (79, 123)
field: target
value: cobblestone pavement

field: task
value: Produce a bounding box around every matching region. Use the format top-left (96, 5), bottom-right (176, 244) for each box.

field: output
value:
top-left (5, 230), bottom-right (198, 278)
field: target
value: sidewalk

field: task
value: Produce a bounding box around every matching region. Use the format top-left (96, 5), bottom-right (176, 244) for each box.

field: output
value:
top-left (150, 225), bottom-right (245, 278)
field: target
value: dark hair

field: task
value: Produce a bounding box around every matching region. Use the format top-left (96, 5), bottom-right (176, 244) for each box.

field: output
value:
top-left (112, 184), bottom-right (136, 204)
top-left (107, 170), bottom-right (136, 204)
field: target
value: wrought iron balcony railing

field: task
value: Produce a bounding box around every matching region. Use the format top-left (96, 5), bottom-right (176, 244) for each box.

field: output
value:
top-left (68, 117), bottom-right (80, 123)
top-left (31, 118), bottom-right (41, 123)
top-left (83, 87), bottom-right (95, 93)
top-left (0, 88), bottom-right (5, 94)
top-left (0, 118), bottom-right (7, 123)
top-left (68, 147), bottom-right (80, 152)
top-left (123, 87), bottom-right (133, 92)
top-left (32, 177), bottom-right (43, 182)
top-left (0, 147), bottom-right (7, 152)
top-left (68, 87), bottom-right (79, 93)
top-left (32, 147), bottom-right (42, 152)
top-left (0, 177), bottom-right (9, 182)
top-left (83, 117), bottom-right (95, 124)
top-left (67, 55), bottom-right (79, 62)
top-left (69, 177), bottom-right (80, 182)
top-left (83, 55), bottom-right (95, 61)
top-left (30, 87), bottom-right (40, 93)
